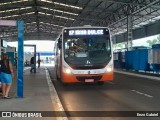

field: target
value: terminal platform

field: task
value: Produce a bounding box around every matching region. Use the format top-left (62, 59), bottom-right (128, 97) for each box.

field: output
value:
top-left (0, 66), bottom-right (59, 120)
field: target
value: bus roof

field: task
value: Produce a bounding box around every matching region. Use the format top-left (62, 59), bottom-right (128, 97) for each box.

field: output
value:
top-left (62, 26), bottom-right (109, 30)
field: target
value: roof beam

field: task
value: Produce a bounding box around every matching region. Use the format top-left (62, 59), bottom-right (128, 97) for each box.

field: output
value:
top-left (104, 0), bottom-right (160, 27)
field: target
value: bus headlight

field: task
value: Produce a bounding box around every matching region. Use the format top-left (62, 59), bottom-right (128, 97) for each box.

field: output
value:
top-left (106, 66), bottom-right (112, 72)
top-left (65, 68), bottom-right (71, 74)
top-left (63, 66), bottom-right (72, 74)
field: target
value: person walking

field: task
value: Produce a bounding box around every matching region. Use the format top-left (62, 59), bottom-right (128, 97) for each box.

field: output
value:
top-left (1, 53), bottom-right (14, 99)
top-left (30, 56), bottom-right (35, 73)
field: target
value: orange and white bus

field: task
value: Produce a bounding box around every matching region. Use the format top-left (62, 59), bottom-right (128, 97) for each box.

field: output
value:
top-left (54, 26), bottom-right (113, 85)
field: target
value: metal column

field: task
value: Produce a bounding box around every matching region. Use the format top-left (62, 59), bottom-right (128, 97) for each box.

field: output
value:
top-left (34, 45), bottom-right (36, 73)
top-left (17, 21), bottom-right (24, 98)
top-left (127, 15), bottom-right (133, 51)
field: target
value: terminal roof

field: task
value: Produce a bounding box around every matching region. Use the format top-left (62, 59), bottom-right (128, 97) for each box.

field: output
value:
top-left (0, 0), bottom-right (160, 41)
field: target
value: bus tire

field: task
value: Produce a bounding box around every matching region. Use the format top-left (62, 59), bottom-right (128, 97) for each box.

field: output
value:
top-left (97, 81), bottom-right (104, 85)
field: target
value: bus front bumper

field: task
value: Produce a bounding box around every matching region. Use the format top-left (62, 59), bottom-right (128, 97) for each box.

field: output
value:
top-left (61, 71), bottom-right (114, 83)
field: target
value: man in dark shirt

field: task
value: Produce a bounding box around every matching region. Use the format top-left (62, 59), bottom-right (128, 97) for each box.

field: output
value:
top-left (37, 59), bottom-right (41, 68)
top-left (30, 57), bottom-right (35, 73)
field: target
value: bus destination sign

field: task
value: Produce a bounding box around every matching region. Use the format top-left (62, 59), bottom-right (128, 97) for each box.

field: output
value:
top-left (68, 29), bottom-right (104, 36)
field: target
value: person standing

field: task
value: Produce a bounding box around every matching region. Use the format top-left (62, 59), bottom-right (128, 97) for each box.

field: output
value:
top-left (37, 59), bottom-right (41, 68)
top-left (30, 56), bottom-right (35, 73)
top-left (1, 53), bottom-right (14, 99)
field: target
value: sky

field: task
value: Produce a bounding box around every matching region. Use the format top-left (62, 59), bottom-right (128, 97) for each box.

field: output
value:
top-left (8, 40), bottom-right (55, 52)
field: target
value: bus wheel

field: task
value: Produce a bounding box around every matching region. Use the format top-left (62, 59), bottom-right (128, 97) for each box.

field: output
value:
top-left (97, 81), bottom-right (104, 85)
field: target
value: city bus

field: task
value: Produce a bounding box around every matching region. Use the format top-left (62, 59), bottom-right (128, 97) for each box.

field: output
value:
top-left (54, 26), bottom-right (113, 85)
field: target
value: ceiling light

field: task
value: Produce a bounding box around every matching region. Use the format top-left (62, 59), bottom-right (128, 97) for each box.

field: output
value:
top-left (0, 0), bottom-right (29, 6)
top-left (1, 12), bottom-right (35, 19)
top-left (54, 2), bottom-right (82, 10)
top-left (41, 7), bottom-right (78, 16)
top-left (39, 12), bottom-right (75, 20)
top-left (40, 22), bottom-right (64, 27)
top-left (40, 0), bottom-right (82, 10)
top-left (0, 7), bottom-right (32, 13)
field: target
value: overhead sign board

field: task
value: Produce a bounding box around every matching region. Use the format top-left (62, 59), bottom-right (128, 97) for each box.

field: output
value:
top-left (0, 20), bottom-right (16, 26)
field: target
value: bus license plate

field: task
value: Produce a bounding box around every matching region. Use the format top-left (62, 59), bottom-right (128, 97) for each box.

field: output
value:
top-left (85, 79), bottom-right (94, 82)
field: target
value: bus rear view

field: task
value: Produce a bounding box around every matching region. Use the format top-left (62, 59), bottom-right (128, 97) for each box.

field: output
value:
top-left (55, 26), bottom-right (113, 85)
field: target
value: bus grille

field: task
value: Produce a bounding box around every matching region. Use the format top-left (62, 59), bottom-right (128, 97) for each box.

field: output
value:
top-left (76, 76), bottom-right (102, 81)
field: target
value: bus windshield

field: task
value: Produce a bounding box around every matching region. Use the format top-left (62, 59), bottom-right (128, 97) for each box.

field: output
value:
top-left (63, 35), bottom-right (111, 66)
